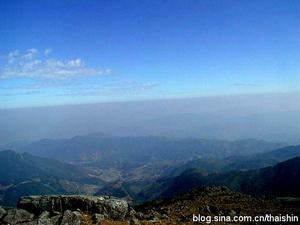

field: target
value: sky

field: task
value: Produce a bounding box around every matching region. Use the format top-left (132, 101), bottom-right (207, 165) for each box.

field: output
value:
top-left (0, 0), bottom-right (299, 108)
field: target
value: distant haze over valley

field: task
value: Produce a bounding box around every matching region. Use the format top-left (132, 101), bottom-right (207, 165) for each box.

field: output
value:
top-left (1, 92), bottom-right (300, 146)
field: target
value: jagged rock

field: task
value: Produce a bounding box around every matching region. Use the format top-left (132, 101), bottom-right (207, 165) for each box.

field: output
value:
top-left (160, 214), bottom-right (169, 219)
top-left (49, 215), bottom-right (62, 225)
top-left (92, 213), bottom-right (105, 224)
top-left (128, 207), bottom-right (136, 217)
top-left (148, 216), bottom-right (160, 223)
top-left (37, 211), bottom-right (51, 225)
top-left (60, 210), bottom-right (81, 225)
top-left (0, 206), bottom-right (7, 220)
top-left (2, 208), bottom-right (34, 224)
top-left (228, 209), bottom-right (237, 217)
top-left (101, 196), bottom-right (128, 219)
top-left (18, 195), bottom-right (128, 220)
top-left (135, 212), bottom-right (145, 220)
top-left (130, 216), bottom-right (141, 225)
top-left (139, 212), bottom-right (151, 220)
top-left (151, 211), bottom-right (161, 219)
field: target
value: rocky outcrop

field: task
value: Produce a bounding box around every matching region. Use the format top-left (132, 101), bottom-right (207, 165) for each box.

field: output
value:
top-left (2, 208), bottom-right (34, 224)
top-left (18, 195), bottom-right (128, 220)
top-left (60, 210), bottom-right (81, 225)
top-left (2, 187), bottom-right (299, 225)
top-left (0, 195), bottom-right (129, 225)
top-left (37, 211), bottom-right (52, 225)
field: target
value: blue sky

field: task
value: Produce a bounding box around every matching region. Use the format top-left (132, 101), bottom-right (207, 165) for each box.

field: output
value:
top-left (0, 0), bottom-right (299, 108)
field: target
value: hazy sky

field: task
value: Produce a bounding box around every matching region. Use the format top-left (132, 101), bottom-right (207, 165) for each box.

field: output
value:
top-left (0, 0), bottom-right (299, 108)
top-left (1, 92), bottom-right (300, 144)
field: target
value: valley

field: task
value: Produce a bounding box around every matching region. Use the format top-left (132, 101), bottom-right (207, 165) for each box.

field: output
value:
top-left (1, 134), bottom-right (300, 209)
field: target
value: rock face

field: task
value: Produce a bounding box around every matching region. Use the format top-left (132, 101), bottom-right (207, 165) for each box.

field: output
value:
top-left (60, 210), bottom-right (81, 225)
top-left (2, 208), bottom-right (34, 224)
top-left (18, 195), bottom-right (128, 220)
top-left (37, 211), bottom-right (52, 225)
top-left (0, 195), bottom-right (129, 225)
top-left (1, 187), bottom-right (300, 225)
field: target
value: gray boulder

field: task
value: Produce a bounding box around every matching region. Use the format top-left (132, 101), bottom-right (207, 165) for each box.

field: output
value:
top-left (18, 195), bottom-right (128, 220)
top-left (49, 215), bottom-right (62, 225)
top-left (130, 216), bottom-right (141, 225)
top-left (92, 213), bottom-right (105, 224)
top-left (60, 210), bottom-right (81, 225)
top-left (37, 211), bottom-right (51, 225)
top-left (3, 208), bottom-right (34, 224)
top-left (0, 206), bottom-right (7, 220)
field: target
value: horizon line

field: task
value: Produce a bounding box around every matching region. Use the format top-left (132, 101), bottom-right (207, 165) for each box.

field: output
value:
top-left (1, 90), bottom-right (299, 110)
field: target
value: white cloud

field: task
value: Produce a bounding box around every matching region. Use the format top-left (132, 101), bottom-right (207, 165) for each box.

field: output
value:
top-left (7, 50), bottom-right (19, 64)
top-left (0, 49), bottom-right (111, 79)
top-left (22, 48), bottom-right (38, 60)
top-left (44, 48), bottom-right (52, 56)
top-left (67, 58), bottom-right (83, 67)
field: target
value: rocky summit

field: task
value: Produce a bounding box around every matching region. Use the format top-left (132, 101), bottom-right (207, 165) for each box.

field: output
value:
top-left (1, 188), bottom-right (300, 225)
top-left (18, 195), bottom-right (128, 219)
top-left (0, 195), bottom-right (130, 225)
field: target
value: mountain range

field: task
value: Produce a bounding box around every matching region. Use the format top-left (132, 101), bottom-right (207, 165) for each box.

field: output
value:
top-left (0, 150), bottom-right (104, 206)
top-left (17, 134), bottom-right (286, 163)
top-left (1, 135), bottom-right (300, 209)
top-left (159, 156), bottom-right (300, 199)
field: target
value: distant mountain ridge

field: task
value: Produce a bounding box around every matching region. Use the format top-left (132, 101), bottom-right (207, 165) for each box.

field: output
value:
top-left (160, 156), bottom-right (300, 199)
top-left (166, 144), bottom-right (300, 175)
top-left (0, 150), bottom-right (88, 184)
top-left (18, 134), bottom-right (286, 164)
top-left (225, 144), bottom-right (300, 170)
top-left (0, 150), bottom-right (103, 206)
